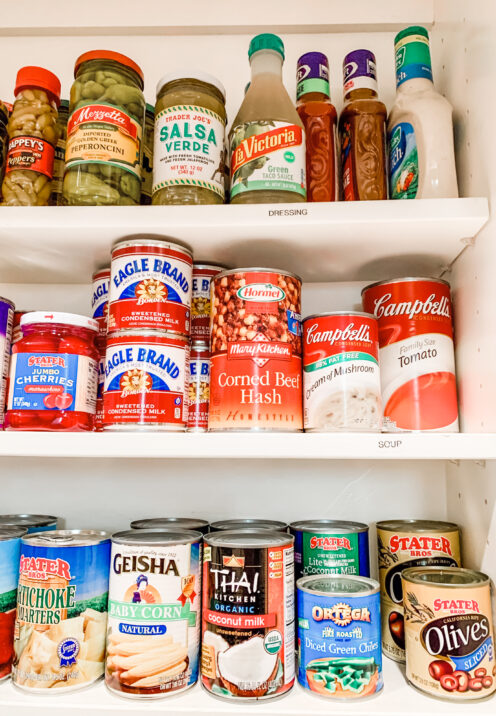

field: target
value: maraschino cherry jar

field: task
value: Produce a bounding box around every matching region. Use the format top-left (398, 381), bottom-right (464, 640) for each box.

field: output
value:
top-left (5, 312), bottom-right (99, 431)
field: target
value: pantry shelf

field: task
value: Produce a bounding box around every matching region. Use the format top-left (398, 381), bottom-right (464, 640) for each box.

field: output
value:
top-left (0, 431), bottom-right (494, 460)
top-left (0, 659), bottom-right (493, 716)
top-left (0, 198), bottom-right (488, 284)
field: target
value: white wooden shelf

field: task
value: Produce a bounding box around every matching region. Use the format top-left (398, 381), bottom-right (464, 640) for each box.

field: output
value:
top-left (0, 431), bottom-right (494, 461)
top-left (0, 660), bottom-right (493, 715)
top-left (0, 199), bottom-right (488, 284)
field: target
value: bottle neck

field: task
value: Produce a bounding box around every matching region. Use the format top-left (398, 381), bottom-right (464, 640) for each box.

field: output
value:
top-left (396, 76), bottom-right (434, 93)
top-left (298, 91), bottom-right (330, 103)
top-left (250, 50), bottom-right (283, 79)
top-left (344, 87), bottom-right (378, 102)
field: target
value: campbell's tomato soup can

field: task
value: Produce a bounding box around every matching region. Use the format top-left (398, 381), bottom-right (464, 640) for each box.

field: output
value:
top-left (362, 278), bottom-right (458, 432)
top-left (303, 312), bottom-right (381, 431)
top-left (187, 342), bottom-right (210, 432)
top-left (108, 238), bottom-right (192, 335)
top-left (91, 268), bottom-right (110, 339)
top-left (103, 330), bottom-right (189, 430)
top-left (402, 567), bottom-right (496, 701)
top-left (191, 263), bottom-right (226, 342)
top-left (209, 268), bottom-right (302, 431)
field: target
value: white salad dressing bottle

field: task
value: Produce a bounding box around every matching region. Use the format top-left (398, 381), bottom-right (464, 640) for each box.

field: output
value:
top-left (388, 26), bottom-right (458, 199)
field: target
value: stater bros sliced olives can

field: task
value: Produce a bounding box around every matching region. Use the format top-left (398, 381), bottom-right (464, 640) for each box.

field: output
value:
top-left (376, 519), bottom-right (461, 663)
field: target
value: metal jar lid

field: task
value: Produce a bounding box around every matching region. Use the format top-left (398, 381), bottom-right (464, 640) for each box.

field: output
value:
top-left (0, 513), bottom-right (58, 528)
top-left (402, 566), bottom-right (489, 588)
top-left (303, 311), bottom-right (376, 322)
top-left (193, 263), bottom-right (228, 272)
top-left (0, 526), bottom-right (27, 540)
top-left (111, 236), bottom-right (193, 258)
top-left (113, 528), bottom-right (202, 545)
top-left (22, 529), bottom-right (111, 546)
top-left (130, 517), bottom-right (209, 534)
top-left (291, 519), bottom-right (368, 534)
top-left (210, 518), bottom-right (288, 532)
top-left (361, 276), bottom-right (450, 295)
top-left (205, 528), bottom-right (293, 549)
top-left (156, 71), bottom-right (226, 101)
top-left (297, 574), bottom-right (379, 597)
top-left (376, 519), bottom-right (459, 533)
top-left (213, 267), bottom-right (302, 283)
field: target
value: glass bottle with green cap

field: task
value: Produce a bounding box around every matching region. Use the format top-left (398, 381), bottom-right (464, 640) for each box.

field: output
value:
top-left (229, 33), bottom-right (306, 204)
top-left (388, 26), bottom-right (458, 200)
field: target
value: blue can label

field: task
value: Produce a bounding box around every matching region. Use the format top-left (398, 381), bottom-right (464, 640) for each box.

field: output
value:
top-left (298, 584), bottom-right (382, 698)
top-left (0, 536), bottom-right (23, 679)
top-left (13, 538), bottom-right (110, 690)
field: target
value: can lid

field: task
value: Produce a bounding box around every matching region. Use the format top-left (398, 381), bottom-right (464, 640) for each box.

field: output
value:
top-left (107, 329), bottom-right (189, 342)
top-left (290, 519), bottom-right (368, 534)
top-left (0, 296), bottom-right (15, 311)
top-left (0, 513), bottom-right (57, 528)
top-left (210, 519), bottom-right (287, 532)
top-left (20, 311), bottom-right (99, 332)
top-left (15, 66), bottom-right (61, 105)
top-left (214, 267), bottom-right (302, 282)
top-left (402, 566), bottom-right (488, 588)
top-left (303, 311), bottom-right (376, 322)
top-left (130, 517), bottom-right (209, 532)
top-left (92, 268), bottom-right (111, 281)
top-left (111, 236), bottom-right (193, 258)
top-left (156, 71), bottom-right (226, 100)
top-left (205, 528), bottom-right (293, 549)
top-left (0, 526), bottom-right (27, 540)
top-left (376, 519), bottom-right (459, 533)
top-left (361, 276), bottom-right (450, 295)
top-left (190, 341), bottom-right (210, 351)
top-left (112, 528), bottom-right (202, 546)
top-left (297, 574), bottom-right (379, 597)
top-left (193, 263), bottom-right (228, 272)
top-left (74, 50), bottom-right (144, 84)
top-left (23, 529), bottom-right (111, 546)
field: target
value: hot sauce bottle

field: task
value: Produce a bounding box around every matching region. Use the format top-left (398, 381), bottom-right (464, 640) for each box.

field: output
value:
top-left (296, 52), bottom-right (338, 202)
top-left (339, 50), bottom-right (387, 201)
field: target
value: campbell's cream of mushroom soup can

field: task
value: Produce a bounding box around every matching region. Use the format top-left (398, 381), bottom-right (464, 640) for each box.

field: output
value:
top-left (106, 529), bottom-right (202, 698)
top-left (303, 312), bottom-right (382, 431)
top-left (362, 278), bottom-right (458, 432)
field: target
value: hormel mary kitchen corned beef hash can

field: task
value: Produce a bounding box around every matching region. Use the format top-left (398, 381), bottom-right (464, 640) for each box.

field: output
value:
top-left (108, 238), bottom-right (192, 335)
top-left (201, 529), bottom-right (295, 700)
top-left (209, 268), bottom-right (302, 431)
top-left (362, 277), bottom-right (458, 431)
top-left (191, 263), bottom-right (226, 342)
top-left (91, 268), bottom-right (110, 339)
top-left (303, 312), bottom-right (381, 431)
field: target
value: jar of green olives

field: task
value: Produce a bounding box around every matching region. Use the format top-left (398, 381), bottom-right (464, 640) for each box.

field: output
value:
top-left (63, 50), bottom-right (145, 206)
top-left (152, 72), bottom-right (226, 205)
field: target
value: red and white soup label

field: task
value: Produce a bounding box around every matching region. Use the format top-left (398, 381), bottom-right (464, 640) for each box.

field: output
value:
top-left (362, 279), bottom-right (458, 432)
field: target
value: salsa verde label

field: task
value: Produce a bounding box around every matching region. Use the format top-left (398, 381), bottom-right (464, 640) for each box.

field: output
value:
top-left (389, 121), bottom-right (418, 199)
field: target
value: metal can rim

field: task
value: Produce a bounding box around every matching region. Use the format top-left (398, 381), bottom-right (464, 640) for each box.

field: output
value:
top-left (303, 311), bottom-right (376, 322)
top-left (92, 268), bottom-right (111, 281)
top-left (190, 342), bottom-right (210, 352)
top-left (0, 513), bottom-right (58, 527)
top-left (290, 519), bottom-right (369, 534)
top-left (211, 519), bottom-right (288, 531)
top-left (297, 574), bottom-right (379, 597)
top-left (361, 276), bottom-right (451, 295)
top-left (205, 528), bottom-right (294, 549)
top-left (0, 296), bottom-right (15, 311)
top-left (402, 565), bottom-right (489, 587)
top-left (0, 526), bottom-right (28, 540)
top-left (22, 529), bottom-right (111, 546)
top-left (193, 263), bottom-right (228, 271)
top-left (376, 519), bottom-right (460, 533)
top-left (213, 267), bottom-right (302, 283)
top-left (107, 329), bottom-right (189, 342)
top-left (112, 528), bottom-right (202, 545)
top-left (130, 518), bottom-right (210, 531)
top-left (111, 237), bottom-right (193, 258)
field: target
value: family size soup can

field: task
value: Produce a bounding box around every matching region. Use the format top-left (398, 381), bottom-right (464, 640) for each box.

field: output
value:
top-left (297, 575), bottom-right (382, 699)
top-left (106, 529), bottom-right (202, 698)
top-left (191, 263), bottom-right (226, 342)
top-left (187, 342), bottom-right (210, 431)
top-left (303, 312), bottom-right (382, 431)
top-left (13, 530), bottom-right (111, 692)
top-left (108, 238), bottom-right (193, 335)
top-left (362, 278), bottom-right (458, 431)
top-left (402, 567), bottom-right (496, 701)
top-left (202, 529), bottom-right (295, 700)
top-left (0, 296), bottom-right (14, 428)
top-left (130, 518), bottom-right (210, 535)
top-left (291, 520), bottom-right (370, 583)
top-left (103, 330), bottom-right (189, 430)
top-left (91, 268), bottom-right (110, 339)
top-left (377, 519), bottom-right (461, 663)
top-left (0, 526), bottom-right (27, 681)
top-left (210, 518), bottom-right (288, 532)
top-left (209, 268), bottom-right (302, 431)
top-left (0, 514), bottom-right (58, 533)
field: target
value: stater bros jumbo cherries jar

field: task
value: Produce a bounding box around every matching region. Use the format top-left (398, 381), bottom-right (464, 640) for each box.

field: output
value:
top-left (5, 312), bottom-right (99, 431)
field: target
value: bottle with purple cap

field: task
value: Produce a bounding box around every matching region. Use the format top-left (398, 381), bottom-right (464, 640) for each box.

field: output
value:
top-left (338, 49), bottom-right (387, 201)
top-left (296, 51), bottom-right (338, 202)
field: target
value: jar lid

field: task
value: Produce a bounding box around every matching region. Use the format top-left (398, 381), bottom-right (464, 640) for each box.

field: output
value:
top-left (74, 50), bottom-right (144, 84)
top-left (15, 66), bottom-right (61, 106)
top-left (156, 71), bottom-right (226, 100)
top-left (248, 33), bottom-right (285, 60)
top-left (20, 311), bottom-right (99, 332)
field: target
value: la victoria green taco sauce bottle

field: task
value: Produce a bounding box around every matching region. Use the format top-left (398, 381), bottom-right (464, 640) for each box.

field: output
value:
top-left (388, 26), bottom-right (458, 199)
top-left (229, 33), bottom-right (306, 204)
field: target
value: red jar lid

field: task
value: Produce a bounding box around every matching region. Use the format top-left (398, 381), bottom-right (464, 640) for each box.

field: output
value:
top-left (20, 311), bottom-right (98, 332)
top-left (15, 66), bottom-right (61, 106)
top-left (74, 50), bottom-right (144, 83)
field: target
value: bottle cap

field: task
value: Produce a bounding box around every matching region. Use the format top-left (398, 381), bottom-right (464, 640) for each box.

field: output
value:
top-left (248, 34), bottom-right (285, 60)
top-left (14, 67), bottom-right (61, 106)
top-left (74, 50), bottom-right (144, 86)
top-left (296, 52), bottom-right (330, 99)
top-left (395, 25), bottom-right (429, 44)
top-left (21, 312), bottom-right (98, 332)
top-left (394, 26), bottom-right (432, 87)
top-left (342, 49), bottom-right (378, 96)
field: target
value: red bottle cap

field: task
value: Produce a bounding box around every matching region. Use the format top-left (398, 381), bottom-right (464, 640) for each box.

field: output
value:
top-left (14, 66), bottom-right (61, 106)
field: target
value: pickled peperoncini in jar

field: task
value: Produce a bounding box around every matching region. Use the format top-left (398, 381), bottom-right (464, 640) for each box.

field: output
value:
top-left (63, 50), bottom-right (145, 206)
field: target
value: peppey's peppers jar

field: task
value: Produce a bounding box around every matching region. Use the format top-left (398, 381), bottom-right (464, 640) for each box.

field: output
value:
top-left (152, 72), bottom-right (227, 205)
top-left (63, 50), bottom-right (145, 206)
top-left (5, 312), bottom-right (99, 431)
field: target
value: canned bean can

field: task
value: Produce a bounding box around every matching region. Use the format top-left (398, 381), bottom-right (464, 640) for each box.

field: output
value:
top-left (108, 238), bottom-right (193, 335)
top-left (402, 567), bottom-right (496, 701)
top-left (130, 518), bottom-right (210, 535)
top-left (0, 514), bottom-right (58, 533)
top-left (209, 268), bottom-right (302, 431)
top-left (210, 519), bottom-right (288, 532)
top-left (106, 529), bottom-right (202, 698)
top-left (13, 529), bottom-right (111, 692)
top-left (362, 278), bottom-right (458, 431)
top-left (187, 342), bottom-right (210, 431)
top-left (297, 575), bottom-right (382, 699)
top-left (303, 312), bottom-right (381, 431)
top-left (191, 263), bottom-right (226, 342)
top-left (91, 268), bottom-right (110, 339)
top-left (202, 530), bottom-right (295, 700)
top-left (291, 520), bottom-right (370, 583)
top-left (0, 526), bottom-right (27, 681)
top-left (0, 297), bottom-right (14, 428)
top-left (103, 331), bottom-right (189, 430)
top-left (377, 519), bottom-right (461, 663)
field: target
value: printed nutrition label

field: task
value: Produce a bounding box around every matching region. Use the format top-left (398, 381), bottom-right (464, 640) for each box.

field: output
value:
top-left (283, 545), bottom-right (295, 683)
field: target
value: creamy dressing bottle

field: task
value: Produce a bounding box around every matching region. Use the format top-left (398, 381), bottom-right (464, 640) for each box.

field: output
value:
top-left (388, 26), bottom-right (458, 199)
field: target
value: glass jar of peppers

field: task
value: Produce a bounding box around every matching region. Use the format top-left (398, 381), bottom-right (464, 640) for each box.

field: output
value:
top-left (5, 312), bottom-right (99, 431)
